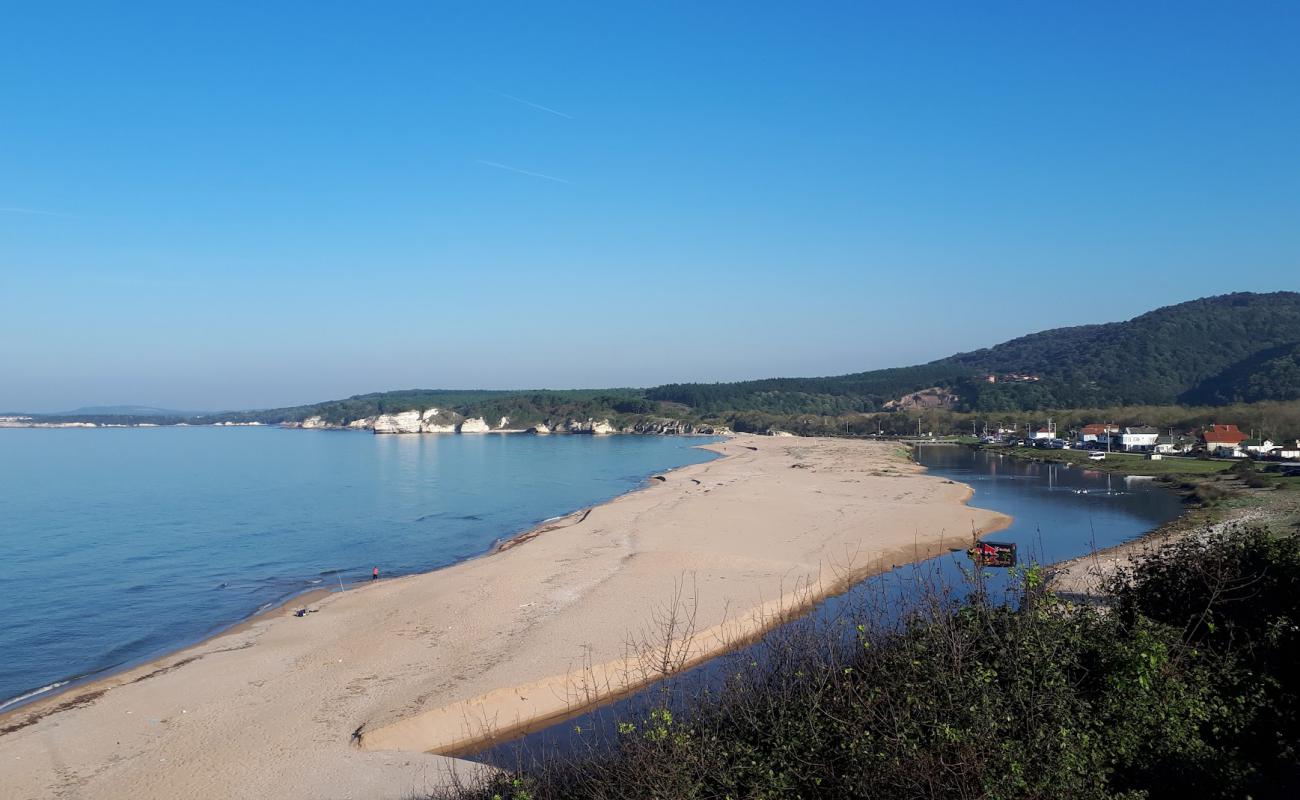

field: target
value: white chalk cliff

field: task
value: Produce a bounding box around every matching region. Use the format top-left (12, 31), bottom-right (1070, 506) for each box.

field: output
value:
top-left (420, 408), bottom-right (459, 433)
top-left (559, 418), bottom-right (616, 434)
top-left (301, 408), bottom-right (734, 438)
top-left (373, 411), bottom-right (423, 434)
top-left (457, 417), bottom-right (491, 433)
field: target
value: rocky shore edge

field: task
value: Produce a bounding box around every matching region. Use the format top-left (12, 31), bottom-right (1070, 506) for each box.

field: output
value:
top-left (285, 408), bottom-right (732, 436)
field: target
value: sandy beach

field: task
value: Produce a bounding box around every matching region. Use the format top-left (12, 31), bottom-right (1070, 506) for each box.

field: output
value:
top-left (0, 435), bottom-right (1008, 800)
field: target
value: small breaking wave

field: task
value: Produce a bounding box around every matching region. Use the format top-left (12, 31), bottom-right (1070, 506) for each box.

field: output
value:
top-left (0, 680), bottom-right (70, 712)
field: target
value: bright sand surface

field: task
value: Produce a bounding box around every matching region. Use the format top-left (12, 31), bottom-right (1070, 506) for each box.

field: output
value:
top-left (0, 435), bottom-right (1009, 800)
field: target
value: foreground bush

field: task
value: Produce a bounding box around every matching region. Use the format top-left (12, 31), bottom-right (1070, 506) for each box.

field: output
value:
top-left (437, 527), bottom-right (1300, 800)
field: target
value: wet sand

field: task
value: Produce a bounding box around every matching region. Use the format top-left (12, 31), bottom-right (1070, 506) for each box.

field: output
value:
top-left (0, 435), bottom-right (1008, 799)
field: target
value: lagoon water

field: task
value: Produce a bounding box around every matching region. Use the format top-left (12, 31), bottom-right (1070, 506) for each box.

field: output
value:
top-left (0, 427), bottom-right (720, 708)
top-left (475, 444), bottom-right (1187, 764)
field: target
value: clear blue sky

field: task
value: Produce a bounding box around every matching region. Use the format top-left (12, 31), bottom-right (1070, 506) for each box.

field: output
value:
top-left (2, 2), bottom-right (1297, 412)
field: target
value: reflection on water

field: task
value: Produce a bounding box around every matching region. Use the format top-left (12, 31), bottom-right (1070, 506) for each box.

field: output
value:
top-left (914, 446), bottom-right (1185, 568)
top-left (474, 445), bottom-right (1185, 765)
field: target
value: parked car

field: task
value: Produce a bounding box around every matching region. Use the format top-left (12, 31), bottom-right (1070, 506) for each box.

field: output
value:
top-left (1089, 451), bottom-right (1106, 461)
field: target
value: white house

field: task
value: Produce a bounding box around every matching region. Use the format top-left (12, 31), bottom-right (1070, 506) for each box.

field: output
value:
top-left (1079, 423), bottom-right (1118, 444)
top-left (1277, 440), bottom-right (1300, 460)
top-left (1202, 424), bottom-right (1249, 457)
top-left (1116, 426), bottom-right (1160, 452)
top-left (1154, 434), bottom-right (1195, 454)
top-left (1028, 421), bottom-right (1057, 442)
top-left (1242, 439), bottom-right (1277, 456)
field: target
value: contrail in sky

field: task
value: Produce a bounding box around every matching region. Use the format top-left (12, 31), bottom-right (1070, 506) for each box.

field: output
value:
top-left (494, 91), bottom-right (573, 119)
top-left (0, 205), bottom-right (72, 218)
top-left (477, 160), bottom-right (571, 184)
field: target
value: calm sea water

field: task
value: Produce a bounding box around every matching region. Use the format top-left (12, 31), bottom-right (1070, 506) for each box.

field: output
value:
top-left (0, 427), bottom-right (720, 708)
top-left (476, 445), bottom-right (1186, 764)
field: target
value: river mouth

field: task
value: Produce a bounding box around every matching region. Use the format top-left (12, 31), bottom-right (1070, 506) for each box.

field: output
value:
top-left (465, 445), bottom-right (1186, 767)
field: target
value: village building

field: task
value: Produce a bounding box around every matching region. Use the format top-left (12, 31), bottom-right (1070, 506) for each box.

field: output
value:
top-left (1153, 433), bottom-right (1196, 454)
top-left (1242, 438), bottom-right (1277, 456)
top-left (1201, 423), bottom-right (1249, 457)
top-left (1277, 440), bottom-right (1300, 460)
top-left (1079, 423), bottom-right (1119, 444)
top-left (1115, 426), bottom-right (1160, 452)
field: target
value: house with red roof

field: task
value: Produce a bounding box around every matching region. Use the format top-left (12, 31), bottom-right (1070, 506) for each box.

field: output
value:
top-left (1079, 423), bottom-right (1119, 445)
top-left (1201, 423), bottom-right (1249, 457)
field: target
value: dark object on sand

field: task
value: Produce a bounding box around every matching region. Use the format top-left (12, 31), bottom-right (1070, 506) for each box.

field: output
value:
top-left (651, 475), bottom-right (667, 482)
top-left (969, 540), bottom-right (1017, 568)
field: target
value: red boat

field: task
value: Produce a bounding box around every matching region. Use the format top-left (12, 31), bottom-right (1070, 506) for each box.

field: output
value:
top-left (968, 540), bottom-right (1017, 567)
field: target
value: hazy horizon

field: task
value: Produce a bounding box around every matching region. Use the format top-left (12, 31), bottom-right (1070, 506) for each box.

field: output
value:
top-left (4, 3), bottom-right (1297, 412)
top-left (7, 291), bottom-right (1295, 415)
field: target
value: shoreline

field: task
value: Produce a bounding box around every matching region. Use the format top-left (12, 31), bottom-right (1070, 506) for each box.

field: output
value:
top-left (1048, 473), bottom-right (1298, 598)
top-left (0, 444), bottom-right (725, 720)
top-left (0, 584), bottom-right (336, 718)
top-left (0, 436), bottom-right (1008, 800)
top-left (438, 471), bottom-right (1011, 758)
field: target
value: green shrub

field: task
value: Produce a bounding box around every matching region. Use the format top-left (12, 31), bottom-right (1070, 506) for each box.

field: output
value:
top-left (1110, 526), bottom-right (1300, 794)
top-left (435, 528), bottom-right (1300, 800)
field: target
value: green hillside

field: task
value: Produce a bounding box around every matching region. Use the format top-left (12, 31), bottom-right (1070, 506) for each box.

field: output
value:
top-left (111, 292), bottom-right (1300, 427)
top-left (647, 292), bottom-right (1300, 413)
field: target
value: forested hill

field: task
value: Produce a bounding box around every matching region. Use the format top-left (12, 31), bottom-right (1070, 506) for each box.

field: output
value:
top-left (647, 292), bottom-right (1300, 413)
top-left (37, 292), bottom-right (1300, 427)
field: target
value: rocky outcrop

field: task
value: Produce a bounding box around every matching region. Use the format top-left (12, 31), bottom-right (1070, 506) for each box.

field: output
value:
top-left (420, 408), bottom-right (459, 433)
top-left (765, 428), bottom-right (796, 437)
top-left (560, 418), bottom-right (615, 434)
top-left (883, 387), bottom-right (959, 411)
top-left (373, 411), bottom-right (422, 434)
top-left (298, 409), bottom-right (732, 437)
top-left (624, 418), bottom-right (734, 436)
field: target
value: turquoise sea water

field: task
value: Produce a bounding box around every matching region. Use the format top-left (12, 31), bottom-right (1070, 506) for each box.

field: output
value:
top-left (0, 427), bottom-right (720, 708)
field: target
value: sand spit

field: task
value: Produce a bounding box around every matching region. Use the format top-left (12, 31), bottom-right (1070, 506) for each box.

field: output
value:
top-left (0, 436), bottom-right (1008, 800)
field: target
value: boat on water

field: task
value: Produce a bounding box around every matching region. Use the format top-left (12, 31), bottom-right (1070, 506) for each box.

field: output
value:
top-left (968, 540), bottom-right (1017, 568)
